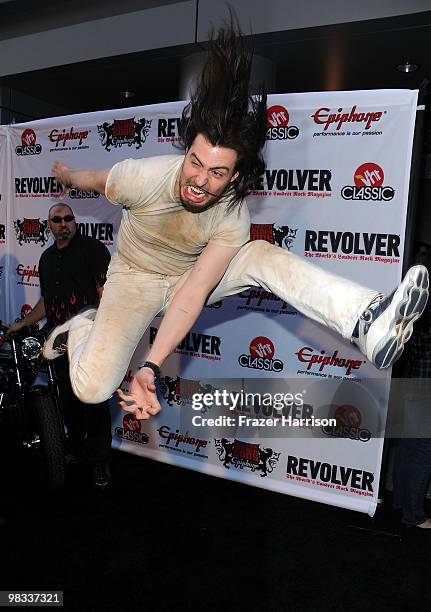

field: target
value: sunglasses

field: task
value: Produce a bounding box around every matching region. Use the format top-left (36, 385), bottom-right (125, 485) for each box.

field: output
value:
top-left (50, 215), bottom-right (75, 223)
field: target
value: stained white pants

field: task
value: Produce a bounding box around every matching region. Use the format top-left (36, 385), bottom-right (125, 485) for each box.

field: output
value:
top-left (68, 241), bottom-right (377, 403)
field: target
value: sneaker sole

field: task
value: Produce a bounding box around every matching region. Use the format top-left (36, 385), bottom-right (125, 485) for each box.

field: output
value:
top-left (371, 266), bottom-right (429, 369)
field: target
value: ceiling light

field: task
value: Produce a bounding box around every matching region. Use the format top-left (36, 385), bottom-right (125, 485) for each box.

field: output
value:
top-left (396, 61), bottom-right (419, 73)
top-left (120, 90), bottom-right (135, 99)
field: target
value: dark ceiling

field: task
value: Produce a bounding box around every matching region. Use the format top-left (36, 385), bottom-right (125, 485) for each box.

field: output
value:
top-left (2, 9), bottom-right (431, 119)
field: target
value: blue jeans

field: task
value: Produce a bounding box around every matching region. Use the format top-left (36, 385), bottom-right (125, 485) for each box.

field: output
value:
top-left (392, 438), bottom-right (431, 525)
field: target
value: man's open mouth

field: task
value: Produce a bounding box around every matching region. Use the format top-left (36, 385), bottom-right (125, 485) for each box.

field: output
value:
top-left (183, 184), bottom-right (209, 203)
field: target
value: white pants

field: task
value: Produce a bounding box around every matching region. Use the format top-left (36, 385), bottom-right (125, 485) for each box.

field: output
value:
top-left (68, 241), bottom-right (377, 403)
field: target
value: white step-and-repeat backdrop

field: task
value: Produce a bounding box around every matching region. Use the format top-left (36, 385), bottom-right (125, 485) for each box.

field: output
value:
top-left (0, 89), bottom-right (418, 514)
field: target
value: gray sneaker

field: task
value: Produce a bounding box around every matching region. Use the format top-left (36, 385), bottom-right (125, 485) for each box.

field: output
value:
top-left (352, 265), bottom-right (429, 369)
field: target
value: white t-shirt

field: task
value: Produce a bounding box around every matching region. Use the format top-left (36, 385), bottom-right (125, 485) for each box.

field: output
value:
top-left (105, 155), bottom-right (250, 275)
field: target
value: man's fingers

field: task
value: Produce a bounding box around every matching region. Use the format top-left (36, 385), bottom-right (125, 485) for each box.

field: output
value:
top-left (116, 387), bottom-right (161, 419)
top-left (117, 399), bottom-right (137, 413)
top-left (118, 399), bottom-right (150, 420)
top-left (116, 390), bottom-right (140, 410)
top-left (117, 388), bottom-right (153, 410)
top-left (117, 388), bottom-right (137, 403)
top-left (116, 388), bottom-right (129, 402)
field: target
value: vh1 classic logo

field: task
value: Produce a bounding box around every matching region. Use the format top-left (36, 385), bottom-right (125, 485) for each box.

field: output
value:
top-left (69, 187), bottom-right (100, 199)
top-left (341, 163), bottom-right (395, 202)
top-left (15, 129), bottom-right (42, 156)
top-left (322, 404), bottom-right (371, 442)
top-left (238, 336), bottom-right (284, 372)
top-left (20, 304), bottom-right (33, 318)
top-left (266, 105), bottom-right (299, 141)
top-left (115, 414), bottom-right (149, 445)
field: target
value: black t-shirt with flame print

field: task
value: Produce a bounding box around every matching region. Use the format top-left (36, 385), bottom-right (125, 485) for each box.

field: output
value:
top-left (39, 233), bottom-right (111, 328)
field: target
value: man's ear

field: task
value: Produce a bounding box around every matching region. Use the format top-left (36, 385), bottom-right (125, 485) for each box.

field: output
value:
top-left (230, 171), bottom-right (240, 183)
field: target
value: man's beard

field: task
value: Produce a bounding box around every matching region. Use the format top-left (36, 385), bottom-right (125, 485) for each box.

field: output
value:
top-left (55, 228), bottom-right (75, 242)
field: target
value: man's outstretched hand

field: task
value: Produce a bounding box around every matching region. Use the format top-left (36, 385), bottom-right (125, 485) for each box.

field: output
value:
top-left (52, 161), bottom-right (72, 196)
top-left (116, 368), bottom-right (161, 420)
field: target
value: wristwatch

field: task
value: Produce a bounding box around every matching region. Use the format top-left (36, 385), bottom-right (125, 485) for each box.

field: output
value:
top-left (139, 361), bottom-right (161, 380)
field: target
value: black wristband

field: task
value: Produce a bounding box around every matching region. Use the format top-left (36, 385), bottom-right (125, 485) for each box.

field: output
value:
top-left (139, 360), bottom-right (161, 379)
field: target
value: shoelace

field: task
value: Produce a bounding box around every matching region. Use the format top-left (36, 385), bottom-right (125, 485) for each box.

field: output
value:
top-left (352, 293), bottom-right (386, 341)
top-left (55, 344), bottom-right (68, 353)
top-left (360, 293), bottom-right (385, 324)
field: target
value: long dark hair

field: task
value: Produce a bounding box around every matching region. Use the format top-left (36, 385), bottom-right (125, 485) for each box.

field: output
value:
top-left (178, 19), bottom-right (267, 209)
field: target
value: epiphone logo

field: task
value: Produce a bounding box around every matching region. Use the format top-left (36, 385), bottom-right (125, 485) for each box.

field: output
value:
top-left (312, 105), bottom-right (383, 131)
top-left (16, 264), bottom-right (39, 282)
top-left (296, 346), bottom-right (364, 375)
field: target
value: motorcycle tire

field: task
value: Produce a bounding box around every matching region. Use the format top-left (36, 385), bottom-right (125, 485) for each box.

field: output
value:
top-left (32, 392), bottom-right (65, 490)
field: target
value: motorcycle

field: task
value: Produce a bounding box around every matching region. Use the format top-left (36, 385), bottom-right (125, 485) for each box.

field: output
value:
top-left (0, 322), bottom-right (65, 489)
